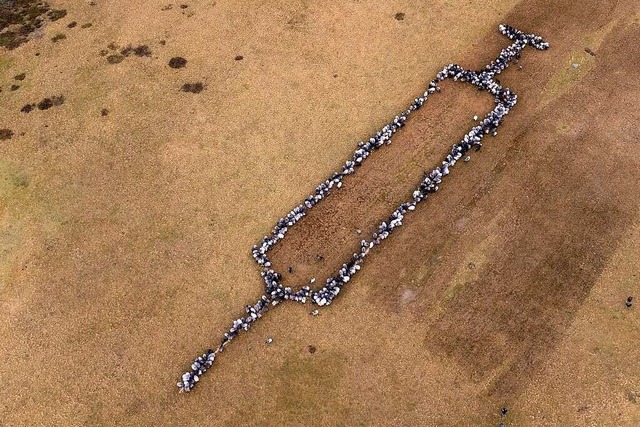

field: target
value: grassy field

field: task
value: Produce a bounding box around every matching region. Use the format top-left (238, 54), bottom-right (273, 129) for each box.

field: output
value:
top-left (1, 0), bottom-right (639, 425)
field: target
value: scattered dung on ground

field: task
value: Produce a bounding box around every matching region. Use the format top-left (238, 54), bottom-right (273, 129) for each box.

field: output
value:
top-left (0, 128), bottom-right (14, 140)
top-left (10, 84), bottom-right (19, 91)
top-left (121, 44), bottom-right (152, 57)
top-left (20, 103), bottom-right (35, 113)
top-left (168, 56), bottom-right (187, 68)
top-left (104, 43), bottom-right (153, 62)
top-left (106, 54), bottom-right (124, 64)
top-left (395, 12), bottom-right (405, 20)
top-left (101, 108), bottom-right (109, 116)
top-left (181, 82), bottom-right (204, 93)
top-left (36, 95), bottom-right (64, 110)
top-left (14, 73), bottom-right (26, 80)
top-left (37, 98), bottom-right (53, 110)
top-left (134, 45), bottom-right (151, 56)
top-left (308, 345), bottom-right (317, 354)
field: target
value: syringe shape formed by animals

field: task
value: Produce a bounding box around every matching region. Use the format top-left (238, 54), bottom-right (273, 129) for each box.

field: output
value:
top-left (177, 24), bottom-right (549, 393)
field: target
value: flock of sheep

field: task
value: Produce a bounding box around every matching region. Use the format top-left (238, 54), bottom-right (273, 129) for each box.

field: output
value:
top-left (177, 24), bottom-right (550, 393)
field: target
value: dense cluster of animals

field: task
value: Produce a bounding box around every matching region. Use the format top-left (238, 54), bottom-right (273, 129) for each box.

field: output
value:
top-left (177, 24), bottom-right (549, 392)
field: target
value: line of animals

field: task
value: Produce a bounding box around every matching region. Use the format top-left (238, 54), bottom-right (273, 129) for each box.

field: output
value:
top-left (177, 24), bottom-right (550, 392)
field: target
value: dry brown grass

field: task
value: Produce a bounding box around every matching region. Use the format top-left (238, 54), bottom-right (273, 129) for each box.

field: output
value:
top-left (1, 0), bottom-right (639, 425)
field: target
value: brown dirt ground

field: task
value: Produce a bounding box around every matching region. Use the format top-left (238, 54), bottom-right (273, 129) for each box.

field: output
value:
top-left (1, 0), bottom-right (639, 426)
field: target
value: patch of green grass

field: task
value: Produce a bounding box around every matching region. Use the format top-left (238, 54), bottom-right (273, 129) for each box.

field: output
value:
top-left (11, 172), bottom-right (30, 188)
top-left (156, 226), bottom-right (185, 242)
top-left (555, 119), bottom-right (572, 135)
top-left (444, 279), bottom-right (468, 301)
top-left (274, 350), bottom-right (348, 419)
top-left (539, 52), bottom-right (595, 108)
top-left (0, 161), bottom-right (31, 198)
top-left (0, 52), bottom-right (13, 72)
